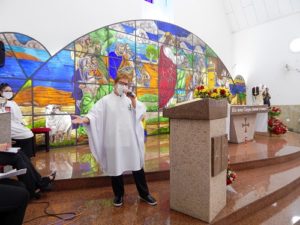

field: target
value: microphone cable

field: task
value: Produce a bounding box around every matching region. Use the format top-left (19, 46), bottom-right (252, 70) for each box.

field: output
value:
top-left (23, 201), bottom-right (86, 224)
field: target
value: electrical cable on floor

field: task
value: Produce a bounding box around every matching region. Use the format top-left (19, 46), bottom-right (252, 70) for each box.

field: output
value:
top-left (23, 201), bottom-right (86, 224)
top-left (45, 205), bottom-right (87, 225)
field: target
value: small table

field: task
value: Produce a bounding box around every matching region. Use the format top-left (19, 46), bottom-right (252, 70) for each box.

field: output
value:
top-left (31, 127), bottom-right (51, 154)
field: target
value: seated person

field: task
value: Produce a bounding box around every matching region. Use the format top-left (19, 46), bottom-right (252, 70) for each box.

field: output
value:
top-left (0, 83), bottom-right (34, 158)
top-left (0, 150), bottom-right (56, 199)
top-left (0, 179), bottom-right (29, 225)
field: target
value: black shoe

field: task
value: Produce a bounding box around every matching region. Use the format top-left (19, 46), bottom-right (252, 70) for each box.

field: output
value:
top-left (49, 171), bottom-right (56, 182)
top-left (113, 196), bottom-right (123, 207)
top-left (139, 195), bottom-right (157, 206)
top-left (40, 183), bottom-right (53, 192)
top-left (32, 189), bottom-right (41, 200)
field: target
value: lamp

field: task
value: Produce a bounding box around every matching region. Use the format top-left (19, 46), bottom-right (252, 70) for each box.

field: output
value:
top-left (289, 38), bottom-right (300, 53)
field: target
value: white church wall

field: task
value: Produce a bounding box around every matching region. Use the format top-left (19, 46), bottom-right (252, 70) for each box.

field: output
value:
top-left (233, 13), bottom-right (300, 105)
top-left (0, 0), bottom-right (233, 70)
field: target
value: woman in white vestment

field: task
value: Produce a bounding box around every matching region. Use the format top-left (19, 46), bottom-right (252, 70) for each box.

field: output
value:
top-left (72, 74), bottom-right (157, 207)
top-left (0, 83), bottom-right (34, 158)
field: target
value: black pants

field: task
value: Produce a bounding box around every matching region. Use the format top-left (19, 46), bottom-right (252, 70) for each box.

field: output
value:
top-left (0, 179), bottom-right (29, 225)
top-left (0, 151), bottom-right (45, 197)
top-left (12, 137), bottom-right (34, 158)
top-left (111, 168), bottom-right (149, 198)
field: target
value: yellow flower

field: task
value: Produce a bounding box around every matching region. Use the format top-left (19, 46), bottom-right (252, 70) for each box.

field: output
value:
top-left (194, 85), bottom-right (231, 100)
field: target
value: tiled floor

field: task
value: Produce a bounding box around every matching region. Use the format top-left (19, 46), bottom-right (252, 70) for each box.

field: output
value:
top-left (24, 132), bottom-right (300, 225)
top-left (24, 180), bottom-right (300, 225)
top-left (24, 181), bottom-right (208, 225)
top-left (32, 132), bottom-right (300, 180)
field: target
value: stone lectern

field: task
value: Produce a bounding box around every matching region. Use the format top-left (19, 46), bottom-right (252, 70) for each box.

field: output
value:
top-left (0, 112), bottom-right (11, 150)
top-left (163, 98), bottom-right (228, 223)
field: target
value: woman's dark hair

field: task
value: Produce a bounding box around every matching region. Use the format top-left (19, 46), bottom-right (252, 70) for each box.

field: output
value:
top-left (0, 83), bottom-right (10, 92)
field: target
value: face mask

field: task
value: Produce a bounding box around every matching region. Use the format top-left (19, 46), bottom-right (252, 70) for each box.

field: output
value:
top-left (116, 84), bottom-right (126, 96)
top-left (2, 92), bottom-right (13, 100)
top-left (53, 108), bottom-right (60, 114)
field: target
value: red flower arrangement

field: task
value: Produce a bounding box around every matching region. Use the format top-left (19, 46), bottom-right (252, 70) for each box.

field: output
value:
top-left (268, 118), bottom-right (288, 135)
top-left (268, 107), bottom-right (288, 135)
top-left (269, 107), bottom-right (281, 117)
top-left (227, 168), bottom-right (237, 185)
top-left (227, 158), bottom-right (237, 185)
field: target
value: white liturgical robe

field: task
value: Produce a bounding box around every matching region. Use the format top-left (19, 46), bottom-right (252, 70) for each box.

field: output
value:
top-left (6, 100), bottom-right (33, 139)
top-left (85, 92), bottom-right (146, 176)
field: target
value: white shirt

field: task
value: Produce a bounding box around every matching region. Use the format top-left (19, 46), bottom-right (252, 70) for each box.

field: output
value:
top-left (85, 92), bottom-right (146, 176)
top-left (6, 101), bottom-right (33, 139)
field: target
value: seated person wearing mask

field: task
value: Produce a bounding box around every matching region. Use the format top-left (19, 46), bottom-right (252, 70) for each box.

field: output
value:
top-left (0, 83), bottom-right (34, 158)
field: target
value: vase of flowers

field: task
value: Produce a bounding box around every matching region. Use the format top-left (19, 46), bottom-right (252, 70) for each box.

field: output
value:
top-left (268, 106), bottom-right (281, 117)
top-left (194, 85), bottom-right (231, 101)
top-left (268, 107), bottom-right (288, 136)
top-left (227, 158), bottom-right (237, 185)
top-left (227, 168), bottom-right (237, 185)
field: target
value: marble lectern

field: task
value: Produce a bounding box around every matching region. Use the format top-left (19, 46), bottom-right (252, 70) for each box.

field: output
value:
top-left (163, 98), bottom-right (228, 223)
top-left (0, 112), bottom-right (11, 150)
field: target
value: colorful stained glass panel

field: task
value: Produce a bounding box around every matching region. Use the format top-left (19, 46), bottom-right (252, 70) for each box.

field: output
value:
top-left (136, 20), bottom-right (158, 42)
top-left (136, 63), bottom-right (158, 88)
top-left (193, 34), bottom-right (206, 54)
top-left (74, 54), bottom-right (108, 84)
top-left (136, 37), bottom-right (159, 64)
top-left (33, 50), bottom-right (74, 82)
top-left (33, 80), bottom-right (75, 115)
top-left (75, 28), bottom-right (108, 56)
top-left (109, 21), bottom-right (136, 35)
top-left (193, 53), bottom-right (207, 72)
top-left (176, 48), bottom-right (193, 70)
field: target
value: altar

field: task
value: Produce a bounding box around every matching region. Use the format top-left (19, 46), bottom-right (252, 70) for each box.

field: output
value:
top-left (229, 105), bottom-right (268, 143)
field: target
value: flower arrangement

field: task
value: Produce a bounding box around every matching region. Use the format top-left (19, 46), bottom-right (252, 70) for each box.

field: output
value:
top-left (268, 106), bottom-right (288, 135)
top-left (194, 85), bottom-right (231, 100)
top-left (268, 107), bottom-right (281, 117)
top-left (227, 158), bottom-right (237, 185)
top-left (227, 168), bottom-right (237, 185)
top-left (268, 118), bottom-right (288, 135)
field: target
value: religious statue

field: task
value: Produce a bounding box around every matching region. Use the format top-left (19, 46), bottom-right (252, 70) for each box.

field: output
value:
top-left (252, 85), bottom-right (264, 105)
top-left (262, 87), bottom-right (271, 107)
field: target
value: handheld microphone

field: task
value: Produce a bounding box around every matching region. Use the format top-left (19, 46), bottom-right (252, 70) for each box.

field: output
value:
top-left (126, 92), bottom-right (135, 98)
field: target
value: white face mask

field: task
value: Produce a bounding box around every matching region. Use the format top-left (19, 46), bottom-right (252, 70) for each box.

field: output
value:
top-left (116, 84), bottom-right (127, 96)
top-left (2, 92), bottom-right (13, 100)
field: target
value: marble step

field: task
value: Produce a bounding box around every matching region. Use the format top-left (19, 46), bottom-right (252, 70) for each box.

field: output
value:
top-left (212, 156), bottom-right (300, 225)
top-left (229, 132), bottom-right (300, 170)
top-left (234, 185), bottom-right (300, 225)
top-left (53, 157), bottom-right (300, 225)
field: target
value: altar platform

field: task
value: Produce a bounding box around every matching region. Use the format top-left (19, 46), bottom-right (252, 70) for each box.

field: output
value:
top-left (27, 132), bottom-right (300, 225)
top-left (33, 132), bottom-right (300, 181)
